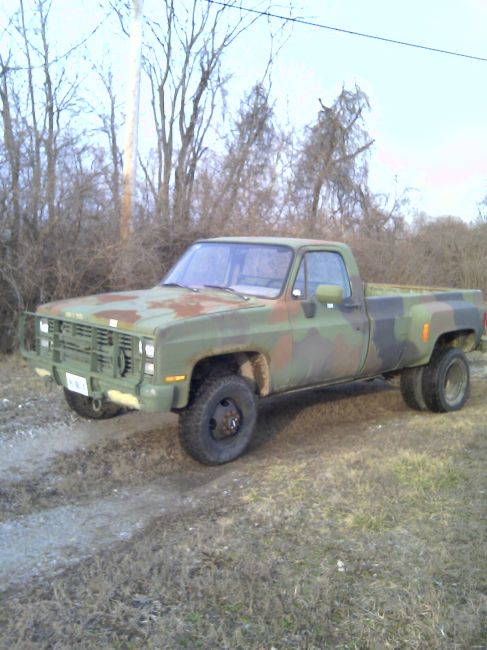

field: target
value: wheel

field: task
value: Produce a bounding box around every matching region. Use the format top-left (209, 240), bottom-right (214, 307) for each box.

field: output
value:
top-left (422, 348), bottom-right (470, 413)
top-left (63, 388), bottom-right (122, 420)
top-left (400, 366), bottom-right (427, 411)
top-left (179, 375), bottom-right (257, 465)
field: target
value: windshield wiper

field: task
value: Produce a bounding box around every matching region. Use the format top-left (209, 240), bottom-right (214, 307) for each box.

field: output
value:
top-left (161, 282), bottom-right (199, 293)
top-left (203, 285), bottom-right (250, 301)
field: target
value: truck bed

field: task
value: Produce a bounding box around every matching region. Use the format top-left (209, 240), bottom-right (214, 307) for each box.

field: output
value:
top-left (361, 283), bottom-right (485, 375)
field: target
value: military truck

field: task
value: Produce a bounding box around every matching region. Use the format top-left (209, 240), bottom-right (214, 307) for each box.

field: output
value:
top-left (21, 237), bottom-right (487, 464)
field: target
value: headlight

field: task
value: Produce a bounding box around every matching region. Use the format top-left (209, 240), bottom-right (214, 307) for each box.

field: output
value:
top-left (39, 318), bottom-right (49, 335)
top-left (144, 362), bottom-right (154, 375)
top-left (138, 339), bottom-right (155, 358)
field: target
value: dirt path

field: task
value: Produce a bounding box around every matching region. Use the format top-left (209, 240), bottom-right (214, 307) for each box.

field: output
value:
top-left (0, 410), bottom-right (169, 482)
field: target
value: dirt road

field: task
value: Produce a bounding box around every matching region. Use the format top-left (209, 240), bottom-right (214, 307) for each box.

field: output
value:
top-left (1, 354), bottom-right (486, 648)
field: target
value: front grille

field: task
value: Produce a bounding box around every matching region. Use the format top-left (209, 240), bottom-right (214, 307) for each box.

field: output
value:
top-left (34, 316), bottom-right (148, 381)
top-left (95, 331), bottom-right (134, 375)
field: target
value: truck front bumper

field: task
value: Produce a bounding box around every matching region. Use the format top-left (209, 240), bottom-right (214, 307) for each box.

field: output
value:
top-left (138, 383), bottom-right (175, 412)
top-left (33, 363), bottom-right (175, 413)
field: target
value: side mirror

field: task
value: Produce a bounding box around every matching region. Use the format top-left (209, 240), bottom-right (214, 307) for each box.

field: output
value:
top-left (315, 284), bottom-right (343, 305)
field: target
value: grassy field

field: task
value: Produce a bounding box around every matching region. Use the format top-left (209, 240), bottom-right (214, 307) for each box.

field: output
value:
top-left (0, 356), bottom-right (486, 649)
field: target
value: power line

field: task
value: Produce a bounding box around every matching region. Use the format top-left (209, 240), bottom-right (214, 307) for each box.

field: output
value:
top-left (205, 0), bottom-right (487, 64)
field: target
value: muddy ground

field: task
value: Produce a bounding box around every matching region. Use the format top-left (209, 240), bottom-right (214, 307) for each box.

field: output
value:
top-left (0, 354), bottom-right (486, 649)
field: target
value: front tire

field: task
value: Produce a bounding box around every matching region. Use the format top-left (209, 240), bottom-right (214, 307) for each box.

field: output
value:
top-left (179, 375), bottom-right (257, 465)
top-left (63, 388), bottom-right (122, 420)
top-left (422, 348), bottom-right (470, 413)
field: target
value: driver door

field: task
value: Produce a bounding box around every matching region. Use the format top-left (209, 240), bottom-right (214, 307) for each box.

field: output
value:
top-left (288, 249), bottom-right (369, 387)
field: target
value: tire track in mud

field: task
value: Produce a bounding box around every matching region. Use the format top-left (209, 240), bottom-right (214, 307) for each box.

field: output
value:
top-left (0, 411), bottom-right (211, 520)
top-left (0, 411), bottom-right (176, 482)
top-left (0, 472), bottom-right (245, 591)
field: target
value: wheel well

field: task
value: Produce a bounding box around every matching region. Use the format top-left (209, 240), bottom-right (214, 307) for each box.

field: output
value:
top-left (434, 329), bottom-right (477, 353)
top-left (190, 352), bottom-right (270, 397)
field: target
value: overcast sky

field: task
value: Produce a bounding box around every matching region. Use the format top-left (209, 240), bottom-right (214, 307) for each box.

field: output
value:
top-left (2, 0), bottom-right (487, 221)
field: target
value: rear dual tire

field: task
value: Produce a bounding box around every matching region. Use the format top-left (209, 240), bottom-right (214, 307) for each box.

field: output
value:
top-left (401, 348), bottom-right (470, 414)
top-left (422, 348), bottom-right (470, 412)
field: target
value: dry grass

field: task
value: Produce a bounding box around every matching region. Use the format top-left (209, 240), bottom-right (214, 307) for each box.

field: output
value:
top-left (0, 362), bottom-right (486, 648)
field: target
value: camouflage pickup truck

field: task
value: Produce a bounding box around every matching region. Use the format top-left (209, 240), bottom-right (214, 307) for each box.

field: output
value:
top-left (21, 237), bottom-right (487, 464)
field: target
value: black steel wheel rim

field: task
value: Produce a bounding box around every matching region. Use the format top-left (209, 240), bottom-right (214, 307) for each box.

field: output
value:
top-left (208, 397), bottom-right (242, 441)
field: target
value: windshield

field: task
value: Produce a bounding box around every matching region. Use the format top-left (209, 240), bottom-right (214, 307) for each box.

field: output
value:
top-left (162, 242), bottom-right (294, 298)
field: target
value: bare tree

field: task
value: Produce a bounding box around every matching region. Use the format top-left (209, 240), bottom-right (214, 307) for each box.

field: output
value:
top-left (37, 0), bottom-right (57, 224)
top-left (0, 1), bottom-right (118, 350)
top-left (357, 186), bottom-right (407, 237)
top-left (196, 83), bottom-right (286, 233)
top-left (0, 54), bottom-right (21, 250)
top-left (291, 86), bottom-right (374, 235)
top-left (98, 69), bottom-right (122, 219)
top-left (140, 0), bottom-right (259, 231)
top-left (478, 190), bottom-right (487, 224)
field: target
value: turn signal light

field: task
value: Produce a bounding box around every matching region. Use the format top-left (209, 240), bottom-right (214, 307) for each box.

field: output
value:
top-left (165, 375), bottom-right (186, 383)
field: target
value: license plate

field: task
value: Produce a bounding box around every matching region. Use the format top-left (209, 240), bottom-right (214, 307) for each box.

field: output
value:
top-left (66, 372), bottom-right (89, 396)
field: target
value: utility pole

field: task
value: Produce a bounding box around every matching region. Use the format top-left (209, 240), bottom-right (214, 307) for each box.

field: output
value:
top-left (120, 0), bottom-right (144, 243)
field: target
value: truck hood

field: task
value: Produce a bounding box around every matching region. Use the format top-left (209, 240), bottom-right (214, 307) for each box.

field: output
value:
top-left (37, 286), bottom-right (262, 335)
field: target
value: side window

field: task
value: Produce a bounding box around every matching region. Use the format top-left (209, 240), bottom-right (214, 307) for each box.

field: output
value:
top-left (292, 251), bottom-right (351, 299)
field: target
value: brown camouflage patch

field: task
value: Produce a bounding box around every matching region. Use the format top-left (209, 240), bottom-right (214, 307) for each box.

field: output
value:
top-left (95, 309), bottom-right (142, 325)
top-left (159, 296), bottom-right (241, 319)
top-left (269, 301), bottom-right (294, 324)
top-left (270, 333), bottom-right (294, 371)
